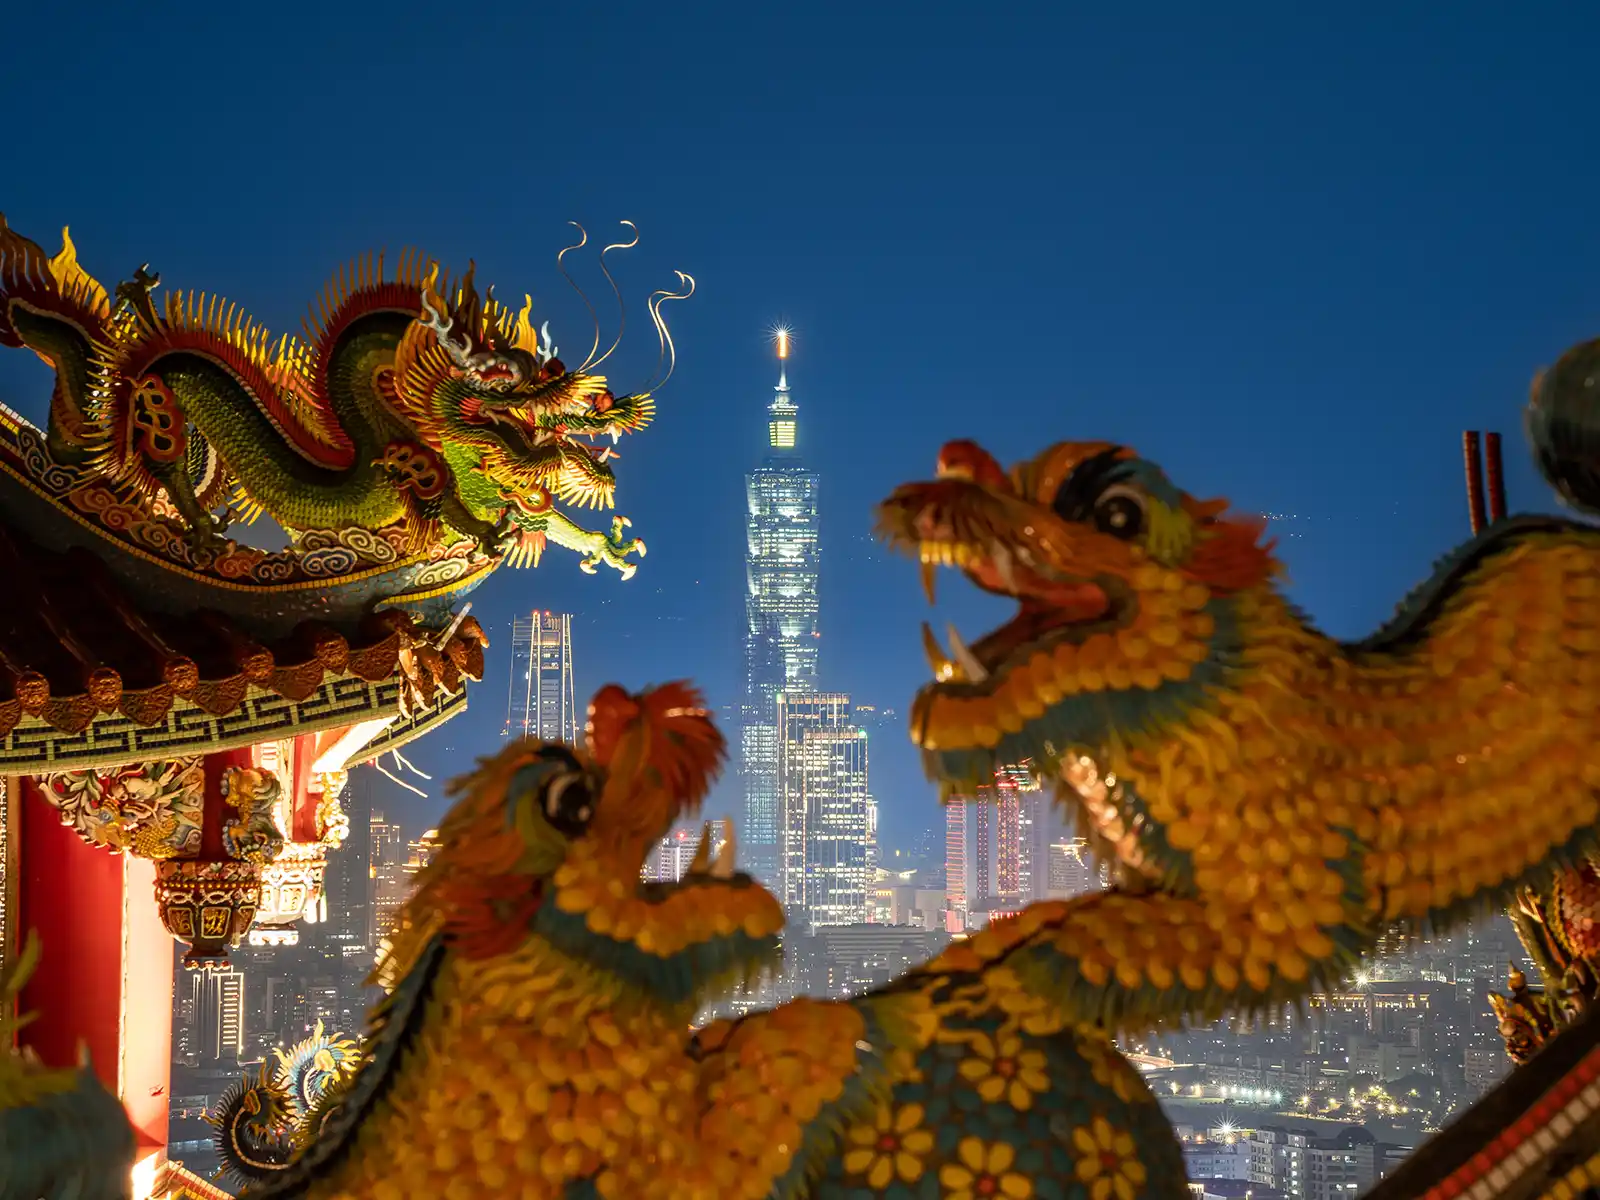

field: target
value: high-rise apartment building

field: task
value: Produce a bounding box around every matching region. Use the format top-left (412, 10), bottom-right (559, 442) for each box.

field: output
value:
top-left (944, 800), bottom-right (969, 932)
top-left (945, 800), bottom-right (1002, 930)
top-left (322, 766), bottom-right (376, 1008)
top-left (944, 764), bottom-right (1051, 929)
top-left (740, 333), bottom-right (820, 884)
top-left (1047, 837), bottom-right (1098, 898)
top-left (645, 827), bottom-right (700, 883)
top-left (403, 828), bottom-right (443, 883)
top-left (777, 692), bottom-right (870, 926)
top-left (504, 610), bottom-right (578, 745)
top-left (190, 966), bottom-right (246, 1064)
top-left (368, 808), bottom-right (409, 957)
top-left (642, 825), bottom-right (731, 883)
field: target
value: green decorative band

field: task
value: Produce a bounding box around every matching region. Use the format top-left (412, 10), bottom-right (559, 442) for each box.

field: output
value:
top-left (0, 676), bottom-right (468, 773)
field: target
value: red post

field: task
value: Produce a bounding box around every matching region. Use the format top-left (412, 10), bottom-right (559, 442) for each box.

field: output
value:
top-left (1485, 431), bottom-right (1508, 522)
top-left (14, 774), bottom-right (184, 1162)
top-left (122, 852), bottom-right (173, 1155)
top-left (14, 776), bottom-right (125, 1083)
top-left (1463, 431), bottom-right (1487, 535)
top-left (289, 732), bottom-right (320, 843)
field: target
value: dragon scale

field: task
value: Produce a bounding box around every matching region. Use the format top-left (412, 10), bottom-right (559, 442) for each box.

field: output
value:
top-left (0, 217), bottom-right (658, 575)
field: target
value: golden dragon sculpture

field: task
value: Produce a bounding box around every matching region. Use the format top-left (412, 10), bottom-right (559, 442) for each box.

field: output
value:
top-left (8, 335), bottom-right (1600, 1199)
top-left (871, 337), bottom-right (1600, 1043)
top-left (212, 682), bottom-right (1180, 1200)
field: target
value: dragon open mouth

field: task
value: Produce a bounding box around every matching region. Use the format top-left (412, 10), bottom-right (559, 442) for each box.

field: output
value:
top-left (910, 538), bottom-right (1120, 685)
top-left (880, 477), bottom-right (1129, 685)
top-left (875, 441), bottom-right (1154, 767)
top-left (636, 817), bottom-right (747, 900)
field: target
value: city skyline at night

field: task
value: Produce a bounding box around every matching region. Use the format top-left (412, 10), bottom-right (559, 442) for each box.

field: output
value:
top-left (740, 336), bottom-right (821, 886)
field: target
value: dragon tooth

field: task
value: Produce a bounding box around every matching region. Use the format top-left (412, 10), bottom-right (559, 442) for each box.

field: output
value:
top-left (991, 543), bottom-right (1019, 592)
top-left (947, 623), bottom-right (989, 684)
top-left (710, 819), bottom-right (737, 879)
top-left (921, 621), bottom-right (954, 678)
top-left (688, 822), bottom-right (713, 874)
top-left (921, 559), bottom-right (938, 605)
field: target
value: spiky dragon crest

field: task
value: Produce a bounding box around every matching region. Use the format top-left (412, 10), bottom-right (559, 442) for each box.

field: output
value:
top-left (0, 217), bottom-right (683, 578)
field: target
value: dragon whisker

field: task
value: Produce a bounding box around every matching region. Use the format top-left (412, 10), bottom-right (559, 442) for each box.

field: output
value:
top-left (558, 222), bottom-right (600, 372)
top-left (644, 270), bottom-right (695, 393)
top-left (585, 220), bottom-right (640, 372)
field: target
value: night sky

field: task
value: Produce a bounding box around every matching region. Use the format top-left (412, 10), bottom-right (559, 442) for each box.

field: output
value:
top-left (2, 4), bottom-right (1597, 847)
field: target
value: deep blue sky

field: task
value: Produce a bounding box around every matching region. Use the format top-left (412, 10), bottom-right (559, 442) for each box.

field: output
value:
top-left (2, 4), bottom-right (1597, 846)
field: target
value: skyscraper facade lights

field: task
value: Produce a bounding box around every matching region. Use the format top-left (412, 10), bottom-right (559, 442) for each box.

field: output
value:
top-left (503, 610), bottom-right (578, 744)
top-left (777, 692), bottom-right (871, 926)
top-left (741, 338), bottom-right (820, 885)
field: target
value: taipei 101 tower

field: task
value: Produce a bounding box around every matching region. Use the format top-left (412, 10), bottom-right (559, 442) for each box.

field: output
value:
top-left (739, 330), bottom-right (820, 887)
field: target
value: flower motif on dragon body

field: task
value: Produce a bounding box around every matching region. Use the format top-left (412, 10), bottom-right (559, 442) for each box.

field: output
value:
top-left (1071, 1117), bottom-right (1147, 1200)
top-left (957, 1031), bottom-right (1050, 1111)
top-left (843, 1101), bottom-right (935, 1189)
top-left (938, 1137), bottom-right (1033, 1200)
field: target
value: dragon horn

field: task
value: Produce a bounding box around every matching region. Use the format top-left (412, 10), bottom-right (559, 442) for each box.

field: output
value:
top-left (456, 261), bottom-right (481, 329)
top-left (419, 262), bottom-right (477, 369)
top-left (483, 284), bottom-right (515, 354)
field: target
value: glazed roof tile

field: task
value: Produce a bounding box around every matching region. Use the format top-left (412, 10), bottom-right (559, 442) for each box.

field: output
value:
top-left (0, 521), bottom-right (485, 737)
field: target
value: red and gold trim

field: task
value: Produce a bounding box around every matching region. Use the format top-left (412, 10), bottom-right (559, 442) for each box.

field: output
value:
top-left (0, 217), bottom-right (111, 350)
top-left (104, 289), bottom-right (353, 473)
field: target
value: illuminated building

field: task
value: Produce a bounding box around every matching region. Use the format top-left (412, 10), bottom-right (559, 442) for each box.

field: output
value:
top-left (1047, 837), bottom-right (1098, 898)
top-left (321, 765), bottom-right (376, 1004)
top-left (191, 967), bottom-right (246, 1064)
top-left (777, 693), bottom-right (870, 926)
top-left (403, 828), bottom-right (443, 881)
top-left (993, 765), bottom-right (1028, 898)
top-left (368, 809), bottom-right (409, 957)
top-left (740, 329), bottom-right (820, 884)
top-left (645, 827), bottom-right (699, 883)
top-left (865, 796), bottom-right (880, 885)
top-left (944, 801), bottom-right (968, 931)
top-left (944, 764), bottom-right (1044, 929)
top-left (503, 609), bottom-right (578, 744)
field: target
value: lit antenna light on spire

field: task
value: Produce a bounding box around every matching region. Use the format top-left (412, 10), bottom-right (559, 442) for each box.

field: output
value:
top-left (772, 326), bottom-right (791, 360)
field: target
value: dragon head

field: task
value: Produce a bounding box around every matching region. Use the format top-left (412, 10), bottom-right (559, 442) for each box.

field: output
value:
top-left (878, 439), bottom-right (1276, 793)
top-left (393, 263), bottom-right (656, 517)
top-left (386, 682), bottom-right (783, 1014)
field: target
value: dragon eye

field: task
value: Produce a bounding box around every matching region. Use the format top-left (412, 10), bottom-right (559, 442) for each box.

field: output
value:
top-left (543, 771), bottom-right (596, 837)
top-left (1094, 486), bottom-right (1146, 540)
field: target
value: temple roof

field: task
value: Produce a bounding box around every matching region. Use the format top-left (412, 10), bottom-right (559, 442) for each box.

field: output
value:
top-left (0, 520), bottom-right (485, 761)
top-left (152, 1161), bottom-right (237, 1200)
top-left (1367, 1001), bottom-right (1600, 1198)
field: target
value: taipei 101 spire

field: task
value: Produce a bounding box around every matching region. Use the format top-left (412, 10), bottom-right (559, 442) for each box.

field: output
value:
top-left (768, 327), bottom-right (797, 452)
top-left (739, 325), bottom-right (819, 886)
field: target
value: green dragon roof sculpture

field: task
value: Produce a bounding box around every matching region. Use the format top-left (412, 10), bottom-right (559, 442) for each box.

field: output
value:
top-left (0, 217), bottom-right (690, 630)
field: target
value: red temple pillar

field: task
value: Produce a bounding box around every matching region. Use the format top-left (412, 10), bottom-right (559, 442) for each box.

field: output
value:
top-left (13, 776), bottom-right (173, 1157)
top-left (15, 776), bottom-right (124, 1078)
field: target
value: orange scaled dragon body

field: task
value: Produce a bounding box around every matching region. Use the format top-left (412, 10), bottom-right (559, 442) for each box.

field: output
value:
top-left (873, 338), bottom-right (1600, 1044)
top-left (215, 684), bottom-right (1182, 1200)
